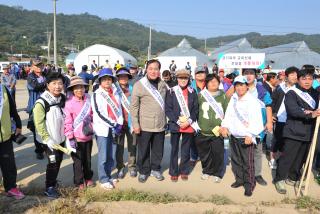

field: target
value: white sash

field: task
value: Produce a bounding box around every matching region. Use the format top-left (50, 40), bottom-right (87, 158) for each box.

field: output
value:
top-left (173, 86), bottom-right (190, 118)
top-left (201, 89), bottom-right (224, 120)
top-left (99, 90), bottom-right (121, 120)
top-left (114, 83), bottom-right (130, 114)
top-left (173, 86), bottom-right (200, 132)
top-left (277, 83), bottom-right (294, 122)
top-left (140, 77), bottom-right (164, 110)
top-left (0, 85), bottom-right (4, 118)
top-left (42, 90), bottom-right (58, 105)
top-left (73, 94), bottom-right (91, 132)
top-left (290, 87), bottom-right (316, 109)
top-left (232, 95), bottom-right (249, 128)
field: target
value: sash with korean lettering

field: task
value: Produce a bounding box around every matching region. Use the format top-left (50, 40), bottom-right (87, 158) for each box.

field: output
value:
top-left (140, 77), bottom-right (164, 110)
top-left (200, 89), bottom-right (224, 120)
top-left (73, 94), bottom-right (91, 132)
top-left (99, 90), bottom-right (121, 120)
top-left (173, 86), bottom-right (200, 131)
top-left (0, 85), bottom-right (3, 118)
top-left (277, 83), bottom-right (294, 122)
top-left (232, 95), bottom-right (249, 128)
top-left (290, 87), bottom-right (316, 109)
top-left (114, 83), bottom-right (130, 114)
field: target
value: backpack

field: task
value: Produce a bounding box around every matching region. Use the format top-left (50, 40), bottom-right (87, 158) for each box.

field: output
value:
top-left (36, 94), bottom-right (66, 119)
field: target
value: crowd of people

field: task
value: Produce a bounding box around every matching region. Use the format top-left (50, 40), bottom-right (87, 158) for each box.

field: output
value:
top-left (0, 58), bottom-right (320, 201)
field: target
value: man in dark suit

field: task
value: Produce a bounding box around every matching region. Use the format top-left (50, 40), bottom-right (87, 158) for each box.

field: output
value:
top-left (274, 68), bottom-right (320, 194)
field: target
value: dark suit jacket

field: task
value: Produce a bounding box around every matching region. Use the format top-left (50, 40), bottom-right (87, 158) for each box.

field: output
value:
top-left (283, 85), bottom-right (319, 142)
top-left (165, 86), bottom-right (199, 133)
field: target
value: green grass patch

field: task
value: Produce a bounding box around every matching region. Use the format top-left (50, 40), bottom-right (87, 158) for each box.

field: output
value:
top-left (83, 188), bottom-right (233, 205)
top-left (281, 196), bottom-right (320, 211)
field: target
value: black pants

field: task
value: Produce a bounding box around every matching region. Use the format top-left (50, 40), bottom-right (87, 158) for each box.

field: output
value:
top-left (27, 113), bottom-right (44, 154)
top-left (115, 126), bottom-right (136, 170)
top-left (44, 143), bottom-right (64, 188)
top-left (274, 138), bottom-right (309, 182)
top-left (195, 134), bottom-right (224, 177)
top-left (169, 132), bottom-right (192, 176)
top-left (271, 122), bottom-right (285, 153)
top-left (71, 140), bottom-right (93, 186)
top-left (0, 140), bottom-right (17, 192)
top-left (230, 137), bottom-right (256, 191)
top-left (137, 131), bottom-right (165, 175)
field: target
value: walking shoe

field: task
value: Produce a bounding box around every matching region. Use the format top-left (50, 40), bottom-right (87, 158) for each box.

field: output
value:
top-left (213, 176), bottom-right (221, 183)
top-left (110, 178), bottom-right (118, 185)
top-left (6, 187), bottom-right (25, 200)
top-left (244, 188), bottom-right (253, 197)
top-left (180, 174), bottom-right (188, 181)
top-left (268, 159), bottom-right (277, 170)
top-left (100, 182), bottom-right (114, 190)
top-left (78, 184), bottom-right (86, 190)
top-left (138, 174), bottom-right (148, 183)
top-left (201, 174), bottom-right (210, 180)
top-left (36, 152), bottom-right (44, 160)
top-left (129, 169), bottom-right (137, 177)
top-left (44, 187), bottom-right (60, 199)
top-left (189, 159), bottom-right (198, 167)
top-left (85, 179), bottom-right (94, 187)
top-left (117, 168), bottom-right (125, 179)
top-left (150, 170), bottom-right (165, 181)
top-left (231, 181), bottom-right (243, 188)
top-left (285, 179), bottom-right (296, 186)
top-left (275, 180), bottom-right (287, 194)
top-left (171, 176), bottom-right (179, 182)
top-left (255, 175), bottom-right (267, 186)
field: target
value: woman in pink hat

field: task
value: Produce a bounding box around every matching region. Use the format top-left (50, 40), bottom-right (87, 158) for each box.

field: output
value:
top-left (64, 76), bottom-right (94, 190)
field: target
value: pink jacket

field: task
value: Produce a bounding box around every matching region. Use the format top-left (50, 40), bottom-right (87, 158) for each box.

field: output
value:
top-left (64, 94), bottom-right (93, 142)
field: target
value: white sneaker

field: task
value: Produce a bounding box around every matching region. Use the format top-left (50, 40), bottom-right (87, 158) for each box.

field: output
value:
top-left (100, 182), bottom-right (114, 190)
top-left (110, 178), bottom-right (119, 184)
top-left (269, 159), bottom-right (277, 169)
top-left (201, 174), bottom-right (210, 180)
top-left (213, 176), bottom-right (221, 183)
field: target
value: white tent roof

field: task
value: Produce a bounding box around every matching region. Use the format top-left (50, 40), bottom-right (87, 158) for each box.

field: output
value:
top-left (73, 44), bottom-right (136, 72)
top-left (209, 38), bottom-right (257, 61)
top-left (262, 41), bottom-right (320, 69)
top-left (158, 38), bottom-right (212, 66)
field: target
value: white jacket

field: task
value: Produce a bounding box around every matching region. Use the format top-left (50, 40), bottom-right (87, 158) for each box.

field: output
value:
top-left (92, 86), bottom-right (123, 137)
top-left (221, 92), bottom-right (264, 143)
top-left (35, 91), bottom-right (65, 145)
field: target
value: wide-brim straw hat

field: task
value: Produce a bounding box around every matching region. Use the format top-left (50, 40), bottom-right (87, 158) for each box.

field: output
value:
top-left (175, 69), bottom-right (191, 78)
top-left (67, 76), bottom-right (89, 89)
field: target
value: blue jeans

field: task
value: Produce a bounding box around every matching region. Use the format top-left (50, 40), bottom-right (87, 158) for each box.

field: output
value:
top-left (96, 131), bottom-right (114, 184)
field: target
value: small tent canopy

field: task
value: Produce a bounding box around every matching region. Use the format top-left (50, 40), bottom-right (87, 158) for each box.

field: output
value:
top-left (65, 52), bottom-right (78, 66)
top-left (208, 38), bottom-right (257, 62)
top-left (157, 38), bottom-right (212, 76)
top-left (73, 44), bottom-right (137, 73)
top-left (261, 41), bottom-right (320, 69)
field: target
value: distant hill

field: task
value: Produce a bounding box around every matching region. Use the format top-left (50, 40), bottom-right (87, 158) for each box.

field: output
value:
top-left (0, 4), bottom-right (319, 62)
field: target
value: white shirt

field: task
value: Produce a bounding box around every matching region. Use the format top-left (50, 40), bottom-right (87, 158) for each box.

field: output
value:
top-left (92, 86), bottom-right (123, 137)
top-left (221, 92), bottom-right (264, 143)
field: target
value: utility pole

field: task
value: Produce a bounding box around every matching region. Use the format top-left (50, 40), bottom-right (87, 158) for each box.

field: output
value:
top-left (147, 25), bottom-right (152, 60)
top-left (53, 0), bottom-right (58, 66)
top-left (204, 38), bottom-right (207, 52)
top-left (45, 29), bottom-right (51, 63)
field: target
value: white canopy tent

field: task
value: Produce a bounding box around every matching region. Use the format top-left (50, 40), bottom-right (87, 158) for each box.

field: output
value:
top-left (73, 44), bottom-right (137, 73)
top-left (156, 38), bottom-right (213, 77)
